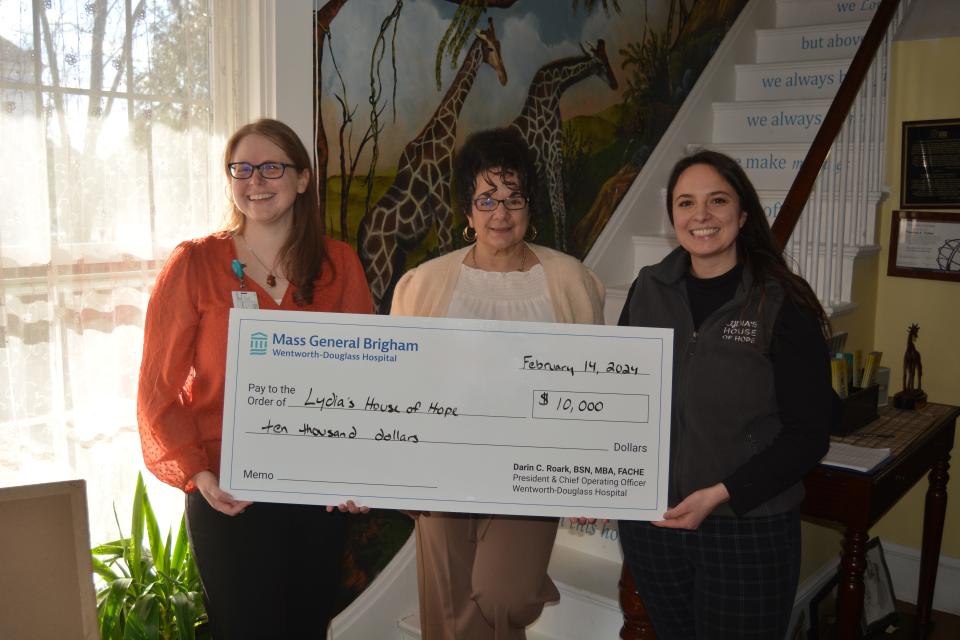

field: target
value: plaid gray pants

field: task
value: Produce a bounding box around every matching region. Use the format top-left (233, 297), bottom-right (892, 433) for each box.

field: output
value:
top-left (619, 510), bottom-right (801, 640)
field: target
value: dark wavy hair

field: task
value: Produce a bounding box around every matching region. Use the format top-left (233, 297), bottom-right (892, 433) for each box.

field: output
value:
top-left (453, 127), bottom-right (540, 222)
top-left (666, 150), bottom-right (830, 336)
top-left (222, 118), bottom-right (329, 305)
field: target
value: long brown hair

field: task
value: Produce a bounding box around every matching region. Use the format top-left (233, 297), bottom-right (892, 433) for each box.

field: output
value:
top-left (222, 118), bottom-right (329, 305)
top-left (666, 150), bottom-right (831, 337)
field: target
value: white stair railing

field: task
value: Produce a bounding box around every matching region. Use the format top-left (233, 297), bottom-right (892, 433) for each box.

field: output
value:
top-left (780, 0), bottom-right (911, 310)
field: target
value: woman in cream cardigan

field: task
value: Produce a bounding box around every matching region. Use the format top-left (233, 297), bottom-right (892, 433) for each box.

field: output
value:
top-left (391, 127), bottom-right (604, 640)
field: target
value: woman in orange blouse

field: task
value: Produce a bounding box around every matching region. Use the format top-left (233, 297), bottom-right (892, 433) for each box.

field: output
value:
top-left (137, 118), bottom-right (372, 638)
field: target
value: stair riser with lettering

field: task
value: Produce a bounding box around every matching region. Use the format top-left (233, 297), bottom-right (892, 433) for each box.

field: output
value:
top-left (736, 59), bottom-right (852, 101)
top-left (776, 0), bottom-right (879, 28)
top-left (713, 99), bottom-right (834, 143)
top-left (693, 143), bottom-right (879, 191)
top-left (695, 143), bottom-right (810, 190)
top-left (756, 22), bottom-right (869, 63)
top-left (653, 191), bottom-right (880, 236)
top-left (652, 187), bottom-right (824, 225)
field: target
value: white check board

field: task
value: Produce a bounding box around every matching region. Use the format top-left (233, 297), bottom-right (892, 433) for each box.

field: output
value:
top-left (220, 309), bottom-right (673, 520)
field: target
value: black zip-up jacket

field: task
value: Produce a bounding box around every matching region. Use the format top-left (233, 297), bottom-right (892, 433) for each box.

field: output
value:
top-left (619, 247), bottom-right (832, 517)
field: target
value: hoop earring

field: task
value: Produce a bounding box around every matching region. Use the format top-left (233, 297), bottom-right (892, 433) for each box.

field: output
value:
top-left (525, 224), bottom-right (538, 242)
top-left (462, 225), bottom-right (477, 243)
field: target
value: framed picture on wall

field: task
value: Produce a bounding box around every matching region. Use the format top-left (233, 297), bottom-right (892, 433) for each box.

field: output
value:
top-left (901, 118), bottom-right (960, 209)
top-left (887, 210), bottom-right (960, 281)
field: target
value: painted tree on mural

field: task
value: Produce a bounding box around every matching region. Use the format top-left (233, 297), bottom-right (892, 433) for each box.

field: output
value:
top-left (318, 0), bottom-right (748, 260)
top-left (317, 0), bottom-right (631, 243)
top-left (570, 0), bottom-right (748, 255)
top-left (433, 0), bottom-right (621, 88)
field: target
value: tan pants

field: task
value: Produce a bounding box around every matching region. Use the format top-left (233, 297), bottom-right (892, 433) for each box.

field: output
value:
top-left (415, 513), bottom-right (560, 640)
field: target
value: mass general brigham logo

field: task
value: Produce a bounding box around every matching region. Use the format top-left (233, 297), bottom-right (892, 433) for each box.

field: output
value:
top-left (249, 331), bottom-right (268, 356)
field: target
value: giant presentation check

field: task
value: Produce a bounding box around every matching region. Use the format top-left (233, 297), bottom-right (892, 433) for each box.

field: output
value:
top-left (220, 309), bottom-right (673, 520)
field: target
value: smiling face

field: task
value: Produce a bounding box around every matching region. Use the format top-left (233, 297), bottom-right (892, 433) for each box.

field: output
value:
top-left (467, 168), bottom-right (530, 254)
top-left (670, 163), bottom-right (747, 278)
top-left (229, 133), bottom-right (309, 230)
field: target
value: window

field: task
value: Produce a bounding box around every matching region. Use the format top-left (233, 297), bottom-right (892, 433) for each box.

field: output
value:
top-left (0, 0), bottom-right (256, 543)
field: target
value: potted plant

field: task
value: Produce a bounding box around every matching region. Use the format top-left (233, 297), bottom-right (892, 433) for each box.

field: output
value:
top-left (91, 473), bottom-right (208, 639)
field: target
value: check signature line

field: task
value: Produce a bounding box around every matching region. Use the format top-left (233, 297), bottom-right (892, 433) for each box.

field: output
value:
top-left (276, 478), bottom-right (438, 489)
top-left (245, 431), bottom-right (606, 451)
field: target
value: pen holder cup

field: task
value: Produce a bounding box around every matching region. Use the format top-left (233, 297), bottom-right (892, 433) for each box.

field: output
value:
top-left (833, 384), bottom-right (880, 435)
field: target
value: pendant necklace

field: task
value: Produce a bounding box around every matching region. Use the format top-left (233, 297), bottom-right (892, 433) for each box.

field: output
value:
top-left (237, 234), bottom-right (279, 288)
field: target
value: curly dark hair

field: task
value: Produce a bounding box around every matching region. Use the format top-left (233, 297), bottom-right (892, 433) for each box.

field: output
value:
top-left (453, 127), bottom-right (540, 223)
top-left (666, 150), bottom-right (830, 336)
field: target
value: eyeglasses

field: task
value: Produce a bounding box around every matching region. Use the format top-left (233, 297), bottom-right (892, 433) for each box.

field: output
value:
top-left (228, 162), bottom-right (299, 179)
top-left (473, 195), bottom-right (528, 212)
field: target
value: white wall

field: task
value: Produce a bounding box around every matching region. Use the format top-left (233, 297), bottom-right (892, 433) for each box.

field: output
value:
top-left (274, 0), bottom-right (315, 162)
top-left (896, 0), bottom-right (960, 42)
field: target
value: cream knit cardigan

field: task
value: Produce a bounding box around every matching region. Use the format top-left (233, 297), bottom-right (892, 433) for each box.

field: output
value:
top-left (390, 244), bottom-right (605, 324)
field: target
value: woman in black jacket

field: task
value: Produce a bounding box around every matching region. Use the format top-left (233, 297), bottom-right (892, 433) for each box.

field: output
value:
top-left (618, 150), bottom-right (834, 639)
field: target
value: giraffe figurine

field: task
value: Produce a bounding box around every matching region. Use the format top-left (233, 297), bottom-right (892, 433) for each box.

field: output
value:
top-left (358, 18), bottom-right (507, 313)
top-left (903, 323), bottom-right (923, 392)
top-left (509, 40), bottom-right (618, 251)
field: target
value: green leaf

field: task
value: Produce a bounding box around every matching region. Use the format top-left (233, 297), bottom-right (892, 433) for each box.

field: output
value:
top-left (171, 516), bottom-right (188, 573)
top-left (129, 473), bottom-right (146, 584)
top-left (93, 539), bottom-right (128, 556)
top-left (184, 548), bottom-right (200, 588)
top-left (98, 577), bottom-right (133, 639)
top-left (123, 593), bottom-right (161, 640)
top-left (142, 483), bottom-right (167, 576)
top-left (162, 529), bottom-right (173, 578)
top-left (170, 592), bottom-right (197, 640)
top-left (92, 555), bottom-right (120, 582)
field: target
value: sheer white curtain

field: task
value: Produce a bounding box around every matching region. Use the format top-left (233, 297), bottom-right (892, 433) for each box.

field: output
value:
top-left (0, 0), bottom-right (254, 544)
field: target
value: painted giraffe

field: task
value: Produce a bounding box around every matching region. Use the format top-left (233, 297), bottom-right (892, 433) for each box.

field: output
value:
top-left (509, 40), bottom-right (618, 251)
top-left (358, 19), bottom-right (507, 313)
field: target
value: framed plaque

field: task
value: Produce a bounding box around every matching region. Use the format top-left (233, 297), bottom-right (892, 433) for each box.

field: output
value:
top-left (901, 118), bottom-right (960, 209)
top-left (888, 210), bottom-right (960, 281)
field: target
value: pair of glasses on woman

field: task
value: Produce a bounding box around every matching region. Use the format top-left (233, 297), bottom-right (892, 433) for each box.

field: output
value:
top-left (228, 162), bottom-right (299, 179)
top-left (473, 195), bottom-right (528, 212)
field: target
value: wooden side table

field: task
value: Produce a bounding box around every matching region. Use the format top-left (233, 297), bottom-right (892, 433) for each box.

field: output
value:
top-left (801, 403), bottom-right (957, 639)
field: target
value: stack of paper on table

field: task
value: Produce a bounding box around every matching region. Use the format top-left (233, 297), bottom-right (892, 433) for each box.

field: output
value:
top-left (821, 442), bottom-right (892, 473)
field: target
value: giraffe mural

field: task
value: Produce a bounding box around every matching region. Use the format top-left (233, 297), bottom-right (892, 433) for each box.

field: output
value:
top-left (509, 40), bottom-right (618, 251)
top-left (358, 18), bottom-right (507, 313)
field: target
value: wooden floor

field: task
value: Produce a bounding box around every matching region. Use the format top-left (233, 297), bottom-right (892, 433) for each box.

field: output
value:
top-left (886, 602), bottom-right (960, 639)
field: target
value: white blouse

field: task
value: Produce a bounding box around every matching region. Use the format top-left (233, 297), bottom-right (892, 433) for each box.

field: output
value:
top-left (446, 263), bottom-right (555, 322)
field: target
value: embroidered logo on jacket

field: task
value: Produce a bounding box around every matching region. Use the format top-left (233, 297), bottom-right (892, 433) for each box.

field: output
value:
top-left (721, 320), bottom-right (758, 344)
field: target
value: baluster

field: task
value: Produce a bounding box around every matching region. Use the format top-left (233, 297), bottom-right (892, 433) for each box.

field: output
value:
top-left (852, 89), bottom-right (867, 244)
top-left (811, 168), bottom-right (826, 302)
